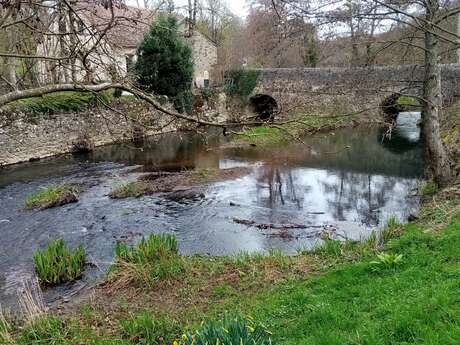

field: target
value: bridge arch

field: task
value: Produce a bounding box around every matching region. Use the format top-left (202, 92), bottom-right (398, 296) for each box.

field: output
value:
top-left (249, 94), bottom-right (278, 121)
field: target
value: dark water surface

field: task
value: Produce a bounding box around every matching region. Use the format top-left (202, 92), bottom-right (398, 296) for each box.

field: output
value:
top-left (0, 112), bottom-right (423, 308)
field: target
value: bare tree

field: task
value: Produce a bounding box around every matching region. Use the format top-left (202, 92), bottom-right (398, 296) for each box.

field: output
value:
top-left (372, 0), bottom-right (458, 185)
top-left (271, 0), bottom-right (457, 185)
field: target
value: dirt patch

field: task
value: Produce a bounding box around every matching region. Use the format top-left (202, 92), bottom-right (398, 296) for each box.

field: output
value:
top-left (110, 167), bottom-right (252, 199)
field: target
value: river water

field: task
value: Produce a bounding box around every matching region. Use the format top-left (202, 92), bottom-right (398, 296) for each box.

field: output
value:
top-left (0, 112), bottom-right (423, 308)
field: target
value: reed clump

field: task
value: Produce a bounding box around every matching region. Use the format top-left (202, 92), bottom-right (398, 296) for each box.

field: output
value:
top-left (112, 234), bottom-right (183, 287)
top-left (33, 239), bottom-right (86, 286)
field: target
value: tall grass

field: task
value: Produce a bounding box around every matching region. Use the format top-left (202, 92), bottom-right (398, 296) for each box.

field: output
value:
top-left (311, 238), bottom-right (343, 257)
top-left (113, 234), bottom-right (183, 287)
top-left (115, 234), bottom-right (178, 264)
top-left (380, 216), bottom-right (402, 244)
top-left (33, 240), bottom-right (86, 285)
top-left (0, 308), bottom-right (14, 345)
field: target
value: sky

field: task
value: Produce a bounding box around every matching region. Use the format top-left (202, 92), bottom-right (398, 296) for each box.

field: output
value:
top-left (126, 0), bottom-right (249, 18)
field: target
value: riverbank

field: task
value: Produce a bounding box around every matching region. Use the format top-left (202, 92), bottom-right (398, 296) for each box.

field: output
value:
top-left (0, 93), bottom-right (180, 166)
top-left (1, 188), bottom-right (458, 344)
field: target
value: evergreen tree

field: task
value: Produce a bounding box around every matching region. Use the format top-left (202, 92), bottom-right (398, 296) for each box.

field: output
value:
top-left (135, 15), bottom-right (194, 112)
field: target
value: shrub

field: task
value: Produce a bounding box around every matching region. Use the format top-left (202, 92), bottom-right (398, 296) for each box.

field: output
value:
top-left (370, 253), bottom-right (404, 271)
top-left (114, 234), bottom-right (183, 286)
top-left (25, 185), bottom-right (79, 210)
top-left (33, 239), bottom-right (86, 285)
top-left (135, 15), bottom-right (194, 112)
top-left (177, 314), bottom-right (273, 345)
top-left (224, 69), bottom-right (260, 98)
top-left (120, 312), bottom-right (178, 345)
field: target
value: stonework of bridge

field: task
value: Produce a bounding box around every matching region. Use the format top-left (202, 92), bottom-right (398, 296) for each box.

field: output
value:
top-left (251, 65), bottom-right (460, 119)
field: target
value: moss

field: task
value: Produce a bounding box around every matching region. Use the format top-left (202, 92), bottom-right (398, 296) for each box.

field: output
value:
top-left (25, 185), bottom-right (79, 210)
top-left (397, 95), bottom-right (420, 106)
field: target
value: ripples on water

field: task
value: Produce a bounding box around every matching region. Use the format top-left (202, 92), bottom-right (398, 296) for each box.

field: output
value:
top-left (0, 112), bottom-right (423, 307)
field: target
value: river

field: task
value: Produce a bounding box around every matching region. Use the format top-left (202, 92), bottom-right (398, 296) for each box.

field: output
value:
top-left (0, 112), bottom-right (423, 309)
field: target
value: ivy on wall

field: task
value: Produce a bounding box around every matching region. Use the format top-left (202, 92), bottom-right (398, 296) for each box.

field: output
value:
top-left (224, 69), bottom-right (260, 99)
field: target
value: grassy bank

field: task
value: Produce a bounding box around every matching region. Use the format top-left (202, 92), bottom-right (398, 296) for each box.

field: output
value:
top-left (2, 191), bottom-right (459, 344)
top-left (234, 112), bottom-right (361, 146)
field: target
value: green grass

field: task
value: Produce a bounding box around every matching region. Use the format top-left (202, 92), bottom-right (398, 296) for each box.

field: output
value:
top-left (235, 112), bottom-right (358, 146)
top-left (13, 91), bottom-right (113, 115)
top-left (120, 312), bottom-right (178, 345)
top-left (248, 220), bottom-right (460, 344)
top-left (25, 185), bottom-right (79, 210)
top-left (33, 239), bottom-right (86, 286)
top-left (109, 181), bottom-right (151, 199)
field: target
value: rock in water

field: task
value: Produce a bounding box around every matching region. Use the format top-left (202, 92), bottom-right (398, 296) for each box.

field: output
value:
top-left (165, 189), bottom-right (205, 202)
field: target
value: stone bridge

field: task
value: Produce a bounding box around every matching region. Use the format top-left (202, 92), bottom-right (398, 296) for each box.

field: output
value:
top-left (251, 64), bottom-right (460, 120)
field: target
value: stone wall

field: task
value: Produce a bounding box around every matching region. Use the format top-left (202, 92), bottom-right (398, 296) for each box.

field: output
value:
top-left (0, 101), bottom-right (177, 166)
top-left (187, 32), bottom-right (218, 87)
top-left (253, 65), bottom-right (460, 119)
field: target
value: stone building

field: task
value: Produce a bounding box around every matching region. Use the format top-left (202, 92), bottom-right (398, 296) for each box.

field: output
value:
top-left (37, 2), bottom-right (218, 88)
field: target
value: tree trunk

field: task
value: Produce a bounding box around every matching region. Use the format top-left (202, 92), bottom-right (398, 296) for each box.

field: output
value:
top-left (188, 0), bottom-right (193, 36)
top-left (4, 57), bottom-right (17, 89)
top-left (4, 26), bottom-right (17, 89)
top-left (457, 12), bottom-right (460, 63)
top-left (422, 22), bottom-right (452, 186)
